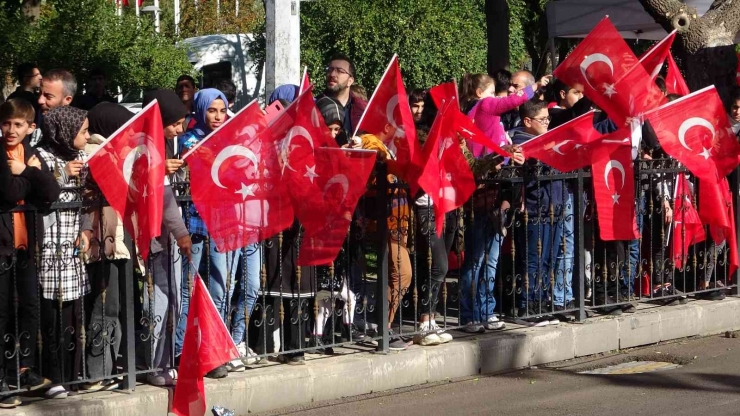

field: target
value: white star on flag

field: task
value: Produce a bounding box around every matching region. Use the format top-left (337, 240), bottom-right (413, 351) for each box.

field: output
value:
top-left (235, 182), bottom-right (256, 200)
top-left (603, 83), bottom-right (617, 99)
top-left (612, 193), bottom-right (620, 204)
top-left (304, 165), bottom-right (319, 183)
top-left (699, 147), bottom-right (712, 160)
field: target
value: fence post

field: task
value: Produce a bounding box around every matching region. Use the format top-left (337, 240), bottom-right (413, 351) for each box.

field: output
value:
top-left (374, 162), bottom-right (390, 353)
top-left (575, 169), bottom-right (587, 321)
top-left (121, 234), bottom-right (137, 390)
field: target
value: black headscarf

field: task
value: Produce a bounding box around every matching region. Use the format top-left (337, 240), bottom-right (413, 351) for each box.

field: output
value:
top-left (87, 102), bottom-right (134, 138)
top-left (40, 106), bottom-right (87, 161)
top-left (143, 89), bottom-right (188, 126)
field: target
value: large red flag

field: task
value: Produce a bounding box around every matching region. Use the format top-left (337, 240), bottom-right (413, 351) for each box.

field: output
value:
top-left (699, 177), bottom-right (739, 279)
top-left (355, 55), bottom-right (421, 186)
top-left (453, 111), bottom-right (511, 158)
top-left (172, 273), bottom-right (240, 416)
top-left (429, 81), bottom-right (459, 110)
top-left (183, 100), bottom-right (294, 251)
top-left (639, 30), bottom-right (676, 80)
top-left (665, 53), bottom-right (690, 96)
top-left (672, 174), bottom-right (705, 269)
top-left (601, 57), bottom-right (667, 127)
top-left (417, 102), bottom-right (477, 237)
top-left (519, 111), bottom-right (605, 172)
top-left (298, 148), bottom-right (375, 266)
top-left (591, 141), bottom-right (639, 241)
top-left (644, 86), bottom-right (740, 183)
top-left (86, 100), bottom-right (164, 261)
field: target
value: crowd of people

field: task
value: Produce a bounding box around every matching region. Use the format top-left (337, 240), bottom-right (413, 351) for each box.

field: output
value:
top-left (0, 52), bottom-right (735, 408)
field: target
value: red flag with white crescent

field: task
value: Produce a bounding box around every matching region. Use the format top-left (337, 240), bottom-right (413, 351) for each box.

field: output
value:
top-left (172, 273), bottom-right (240, 416)
top-left (591, 140), bottom-right (639, 241)
top-left (665, 52), bottom-right (690, 96)
top-left (417, 101), bottom-right (476, 237)
top-left (644, 86), bottom-right (740, 183)
top-left (699, 177), bottom-right (739, 279)
top-left (639, 30), bottom-right (676, 81)
top-left (86, 100), bottom-right (164, 261)
top-left (182, 100), bottom-right (294, 251)
top-left (672, 174), bottom-right (705, 269)
top-left (298, 148), bottom-right (375, 266)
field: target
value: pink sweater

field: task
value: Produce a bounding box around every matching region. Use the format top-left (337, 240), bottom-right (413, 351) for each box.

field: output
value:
top-left (466, 85), bottom-right (535, 157)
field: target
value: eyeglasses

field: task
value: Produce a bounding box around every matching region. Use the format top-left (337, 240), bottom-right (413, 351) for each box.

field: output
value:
top-left (325, 66), bottom-right (352, 77)
top-left (531, 116), bottom-right (551, 125)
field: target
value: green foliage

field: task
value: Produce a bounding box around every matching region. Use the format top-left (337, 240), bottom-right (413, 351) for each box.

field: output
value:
top-left (300, 0), bottom-right (488, 91)
top-left (0, 0), bottom-right (193, 93)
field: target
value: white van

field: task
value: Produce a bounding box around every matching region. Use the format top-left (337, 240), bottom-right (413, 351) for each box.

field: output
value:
top-left (120, 33), bottom-right (265, 113)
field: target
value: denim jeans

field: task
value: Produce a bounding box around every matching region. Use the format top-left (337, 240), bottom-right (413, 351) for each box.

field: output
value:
top-left (554, 190), bottom-right (574, 306)
top-left (624, 192), bottom-right (646, 296)
top-left (175, 236), bottom-right (241, 356)
top-left (459, 213), bottom-right (504, 325)
top-left (231, 243), bottom-right (262, 345)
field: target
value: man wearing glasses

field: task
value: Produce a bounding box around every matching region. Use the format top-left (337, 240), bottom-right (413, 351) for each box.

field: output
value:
top-left (317, 53), bottom-right (367, 141)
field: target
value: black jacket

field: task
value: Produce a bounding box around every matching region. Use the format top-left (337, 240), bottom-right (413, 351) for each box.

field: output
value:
top-left (0, 141), bottom-right (61, 254)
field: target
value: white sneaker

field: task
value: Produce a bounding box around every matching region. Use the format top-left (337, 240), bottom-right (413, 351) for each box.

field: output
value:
top-left (413, 321), bottom-right (442, 346)
top-left (227, 359), bottom-right (246, 372)
top-left (463, 323), bottom-right (485, 333)
top-left (236, 342), bottom-right (247, 357)
top-left (44, 385), bottom-right (68, 399)
top-left (548, 317), bottom-right (560, 326)
top-left (484, 316), bottom-right (505, 330)
top-left (243, 347), bottom-right (259, 365)
top-left (430, 320), bottom-right (453, 344)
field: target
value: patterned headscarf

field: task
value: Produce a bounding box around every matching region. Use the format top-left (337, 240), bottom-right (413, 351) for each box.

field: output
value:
top-left (40, 106), bottom-right (88, 161)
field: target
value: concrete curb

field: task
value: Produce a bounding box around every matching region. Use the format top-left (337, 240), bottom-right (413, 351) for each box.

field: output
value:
top-left (11, 298), bottom-right (740, 416)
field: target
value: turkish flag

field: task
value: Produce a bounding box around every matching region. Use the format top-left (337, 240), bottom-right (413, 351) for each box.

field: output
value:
top-left (86, 100), bottom-right (164, 262)
top-left (172, 273), bottom-right (240, 416)
top-left (665, 53), bottom-right (690, 95)
top-left (417, 102), bottom-right (477, 237)
top-left (356, 55), bottom-right (421, 187)
top-left (672, 174), bottom-right (705, 269)
top-left (644, 86), bottom-right (740, 183)
top-left (183, 100), bottom-right (294, 252)
top-left (453, 111), bottom-right (511, 158)
top-left (429, 81), bottom-right (459, 110)
top-left (519, 111), bottom-right (605, 172)
top-left (299, 66), bottom-right (310, 94)
top-left (298, 148), bottom-right (375, 266)
top-left (591, 141), bottom-right (639, 241)
top-left (699, 177), bottom-right (738, 279)
top-left (603, 57), bottom-right (667, 127)
top-left (639, 30), bottom-right (676, 80)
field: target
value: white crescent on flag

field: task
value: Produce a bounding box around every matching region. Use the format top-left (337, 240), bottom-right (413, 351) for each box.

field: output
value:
top-left (211, 145), bottom-right (260, 189)
top-left (122, 144), bottom-right (149, 192)
top-left (279, 126), bottom-right (316, 173)
top-left (604, 159), bottom-right (626, 191)
top-left (580, 53), bottom-right (615, 91)
top-left (678, 117), bottom-right (714, 153)
top-left (386, 94), bottom-right (406, 138)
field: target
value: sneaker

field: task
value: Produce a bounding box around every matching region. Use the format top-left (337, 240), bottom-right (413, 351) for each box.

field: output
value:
top-left (81, 378), bottom-right (120, 392)
top-left (277, 353), bottom-right (305, 366)
top-left (413, 322), bottom-right (442, 346)
top-left (463, 323), bottom-right (485, 333)
top-left (226, 359), bottom-right (246, 372)
top-left (19, 368), bottom-right (51, 391)
top-left (0, 379), bottom-right (19, 409)
top-left (554, 302), bottom-right (576, 322)
top-left (146, 370), bottom-right (176, 387)
top-left (341, 324), bottom-right (368, 342)
top-left (44, 385), bottom-right (68, 399)
top-left (206, 365), bottom-right (228, 379)
top-left (514, 303), bottom-right (550, 327)
top-left (622, 303), bottom-right (637, 313)
top-left (547, 316), bottom-right (561, 325)
top-left (309, 335), bottom-right (334, 355)
top-left (388, 330), bottom-right (411, 351)
top-left (484, 316), bottom-right (505, 330)
top-left (235, 342), bottom-right (259, 365)
top-left (696, 290), bottom-right (726, 301)
top-left (430, 320), bottom-right (453, 344)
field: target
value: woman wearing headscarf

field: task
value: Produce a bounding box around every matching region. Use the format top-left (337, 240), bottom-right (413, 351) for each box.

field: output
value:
top-left (36, 106), bottom-right (90, 399)
top-left (176, 88), bottom-right (263, 375)
top-left (78, 103), bottom-right (134, 391)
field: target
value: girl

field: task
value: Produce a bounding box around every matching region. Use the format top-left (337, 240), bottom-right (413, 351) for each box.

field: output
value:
top-left (36, 106), bottom-right (90, 399)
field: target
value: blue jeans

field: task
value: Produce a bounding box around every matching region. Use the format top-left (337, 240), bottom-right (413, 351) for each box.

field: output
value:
top-left (459, 214), bottom-right (503, 325)
top-left (231, 243), bottom-right (262, 345)
top-left (555, 190), bottom-right (574, 305)
top-left (624, 192), bottom-right (645, 295)
top-left (175, 236), bottom-right (241, 356)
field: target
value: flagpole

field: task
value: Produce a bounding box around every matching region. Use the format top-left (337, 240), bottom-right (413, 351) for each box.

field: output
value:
top-left (85, 99), bottom-right (160, 161)
top-left (181, 99), bottom-right (260, 160)
top-left (299, 66), bottom-right (307, 91)
top-left (352, 54), bottom-right (398, 139)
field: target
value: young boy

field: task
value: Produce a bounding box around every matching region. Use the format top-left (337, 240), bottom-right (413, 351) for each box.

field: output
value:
top-left (0, 99), bottom-right (60, 407)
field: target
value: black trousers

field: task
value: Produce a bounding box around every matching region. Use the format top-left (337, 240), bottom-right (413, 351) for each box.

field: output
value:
top-left (415, 207), bottom-right (456, 317)
top-left (41, 298), bottom-right (82, 384)
top-left (249, 296), bottom-right (310, 355)
top-left (85, 260), bottom-right (124, 379)
top-left (0, 251), bottom-right (40, 372)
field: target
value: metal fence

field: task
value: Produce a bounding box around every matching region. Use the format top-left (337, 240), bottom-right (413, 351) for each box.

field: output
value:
top-left (0, 158), bottom-right (736, 399)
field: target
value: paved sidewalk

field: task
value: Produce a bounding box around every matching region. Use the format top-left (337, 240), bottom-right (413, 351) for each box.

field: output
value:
top-left (8, 297), bottom-right (740, 416)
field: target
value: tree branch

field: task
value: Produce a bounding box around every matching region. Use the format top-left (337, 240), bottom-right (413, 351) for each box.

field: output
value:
top-left (704, 0), bottom-right (740, 39)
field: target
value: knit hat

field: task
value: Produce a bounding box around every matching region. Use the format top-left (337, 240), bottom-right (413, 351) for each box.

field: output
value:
top-left (39, 106), bottom-right (87, 161)
top-left (143, 89), bottom-right (188, 126)
top-left (316, 96), bottom-right (344, 126)
top-left (87, 102), bottom-right (134, 138)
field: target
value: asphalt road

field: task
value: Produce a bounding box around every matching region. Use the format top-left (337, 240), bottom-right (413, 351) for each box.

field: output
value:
top-left (266, 334), bottom-right (740, 416)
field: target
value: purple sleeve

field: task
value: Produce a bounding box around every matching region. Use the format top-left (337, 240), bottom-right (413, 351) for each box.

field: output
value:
top-left (477, 85), bottom-right (535, 116)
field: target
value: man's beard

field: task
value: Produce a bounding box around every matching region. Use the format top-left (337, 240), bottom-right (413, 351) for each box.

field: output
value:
top-left (327, 80), bottom-right (348, 94)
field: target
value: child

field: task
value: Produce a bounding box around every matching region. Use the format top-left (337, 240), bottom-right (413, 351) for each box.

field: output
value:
top-left (0, 99), bottom-right (59, 408)
top-left (36, 106), bottom-right (90, 398)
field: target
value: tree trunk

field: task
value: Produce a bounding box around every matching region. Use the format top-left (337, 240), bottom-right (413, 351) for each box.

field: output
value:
top-left (486, 0), bottom-right (509, 75)
top-left (20, 0), bottom-right (41, 22)
top-left (638, 0), bottom-right (740, 103)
